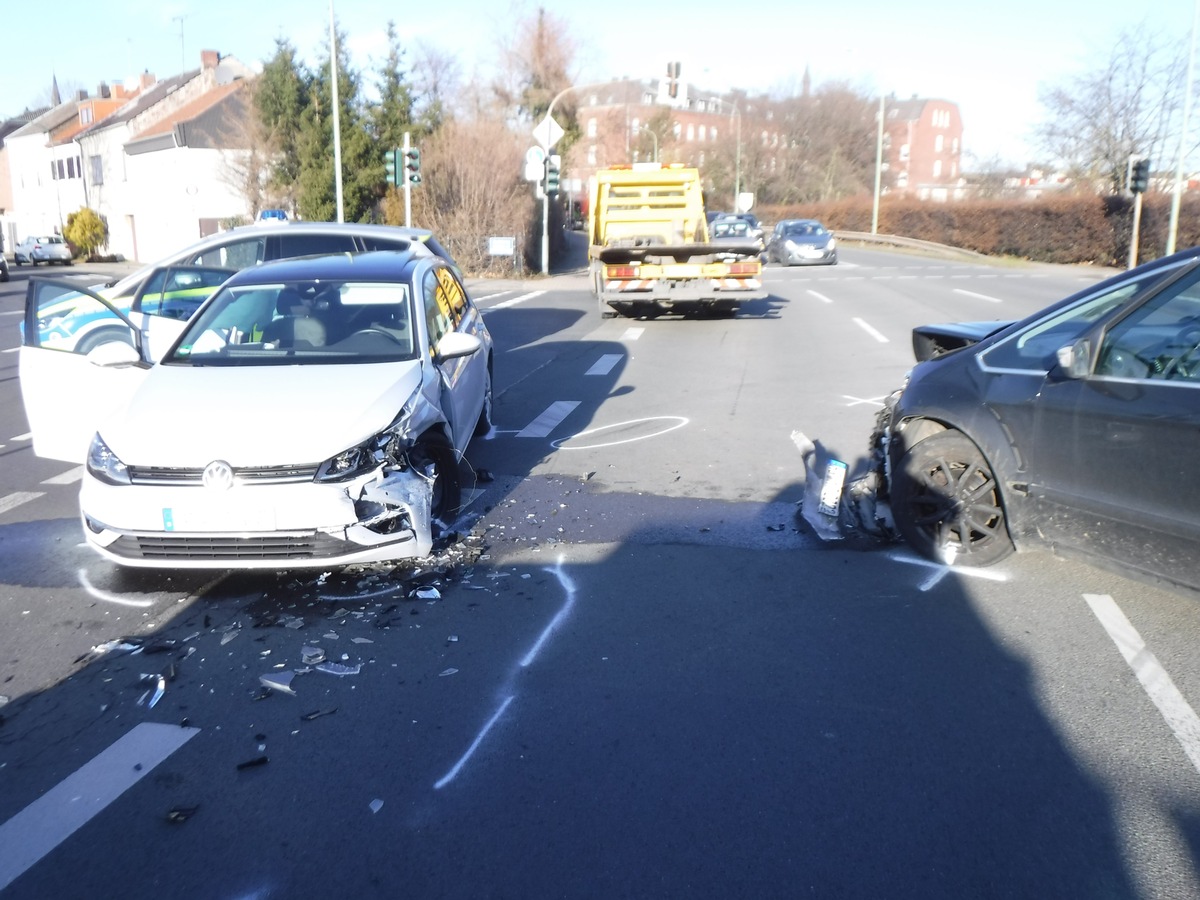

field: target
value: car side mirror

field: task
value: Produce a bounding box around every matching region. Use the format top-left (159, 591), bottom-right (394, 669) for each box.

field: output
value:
top-left (435, 331), bottom-right (482, 362)
top-left (86, 340), bottom-right (142, 368)
top-left (1055, 339), bottom-right (1091, 379)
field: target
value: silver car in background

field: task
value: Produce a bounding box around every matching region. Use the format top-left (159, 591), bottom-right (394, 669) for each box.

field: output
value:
top-left (14, 235), bottom-right (73, 266)
top-left (766, 219), bottom-right (838, 266)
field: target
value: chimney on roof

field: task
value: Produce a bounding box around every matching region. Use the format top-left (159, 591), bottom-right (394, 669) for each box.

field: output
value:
top-left (75, 90), bottom-right (87, 102)
top-left (139, 71), bottom-right (155, 91)
top-left (98, 82), bottom-right (110, 99)
top-left (201, 50), bottom-right (219, 70)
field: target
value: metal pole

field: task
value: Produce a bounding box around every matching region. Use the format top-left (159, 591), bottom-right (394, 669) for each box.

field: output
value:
top-left (403, 131), bottom-right (412, 228)
top-left (329, 0), bottom-right (344, 222)
top-left (732, 103), bottom-right (741, 210)
top-left (1168, 0), bottom-right (1199, 255)
top-left (1129, 191), bottom-right (1144, 268)
top-left (872, 94), bottom-right (885, 235)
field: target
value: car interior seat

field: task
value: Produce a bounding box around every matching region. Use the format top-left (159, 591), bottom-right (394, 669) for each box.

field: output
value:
top-left (262, 287), bottom-right (327, 348)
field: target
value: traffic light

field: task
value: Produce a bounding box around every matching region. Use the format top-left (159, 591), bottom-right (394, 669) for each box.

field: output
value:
top-left (1131, 157), bottom-right (1150, 194)
top-left (666, 61), bottom-right (681, 99)
top-left (404, 147), bottom-right (421, 186)
top-left (384, 149), bottom-right (399, 187)
top-left (545, 157), bottom-right (560, 196)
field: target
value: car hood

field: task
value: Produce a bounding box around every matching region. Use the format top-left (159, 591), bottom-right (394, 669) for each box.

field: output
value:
top-left (102, 361), bottom-right (426, 467)
top-left (911, 320), bottom-right (1015, 362)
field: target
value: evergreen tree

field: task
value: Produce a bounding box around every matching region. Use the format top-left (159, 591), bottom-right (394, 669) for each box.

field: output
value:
top-left (255, 39), bottom-right (309, 214)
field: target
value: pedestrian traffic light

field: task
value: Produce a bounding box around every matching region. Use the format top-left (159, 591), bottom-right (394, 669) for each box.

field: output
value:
top-left (384, 149), bottom-right (399, 186)
top-left (1131, 157), bottom-right (1150, 194)
top-left (404, 147), bottom-right (421, 186)
top-left (545, 157), bottom-right (560, 196)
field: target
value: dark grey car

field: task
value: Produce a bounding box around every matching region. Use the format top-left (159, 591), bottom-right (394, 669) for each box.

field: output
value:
top-left (874, 246), bottom-right (1200, 590)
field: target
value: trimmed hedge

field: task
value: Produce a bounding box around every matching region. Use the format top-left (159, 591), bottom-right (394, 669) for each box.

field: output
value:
top-left (760, 194), bottom-right (1200, 267)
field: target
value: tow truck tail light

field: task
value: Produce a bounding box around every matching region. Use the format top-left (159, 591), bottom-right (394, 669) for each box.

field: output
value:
top-left (606, 266), bottom-right (637, 279)
top-left (728, 263), bottom-right (758, 275)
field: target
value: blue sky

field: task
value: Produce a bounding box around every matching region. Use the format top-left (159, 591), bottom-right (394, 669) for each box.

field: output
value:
top-left (6, 0), bottom-right (1195, 166)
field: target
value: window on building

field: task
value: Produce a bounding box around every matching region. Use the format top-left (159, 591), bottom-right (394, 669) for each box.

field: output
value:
top-left (90, 155), bottom-right (103, 185)
top-left (630, 117), bottom-right (640, 135)
top-left (935, 134), bottom-right (944, 152)
top-left (933, 159), bottom-right (943, 178)
top-left (80, 107), bottom-right (93, 125)
top-left (67, 157), bottom-right (76, 178)
top-left (587, 118), bottom-right (597, 138)
top-left (674, 123), bottom-right (682, 139)
top-left (57, 159), bottom-right (66, 180)
top-left (899, 144), bottom-right (910, 161)
top-left (711, 127), bottom-right (718, 142)
top-left (50, 161), bottom-right (57, 181)
top-left (699, 125), bottom-right (706, 141)
top-left (587, 145), bottom-right (597, 165)
top-left (643, 92), bottom-right (654, 104)
top-left (686, 124), bottom-right (694, 141)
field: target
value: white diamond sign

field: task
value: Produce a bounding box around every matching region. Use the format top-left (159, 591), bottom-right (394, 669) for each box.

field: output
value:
top-left (532, 114), bottom-right (564, 151)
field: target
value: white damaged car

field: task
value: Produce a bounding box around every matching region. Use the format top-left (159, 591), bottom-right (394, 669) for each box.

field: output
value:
top-left (19, 250), bottom-right (493, 569)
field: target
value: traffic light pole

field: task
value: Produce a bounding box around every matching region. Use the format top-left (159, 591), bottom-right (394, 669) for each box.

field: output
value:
top-left (403, 131), bottom-right (412, 229)
top-left (1128, 191), bottom-right (1144, 269)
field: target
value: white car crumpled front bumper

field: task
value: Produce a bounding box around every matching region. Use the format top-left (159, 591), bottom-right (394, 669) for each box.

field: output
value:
top-left (78, 466), bottom-right (434, 569)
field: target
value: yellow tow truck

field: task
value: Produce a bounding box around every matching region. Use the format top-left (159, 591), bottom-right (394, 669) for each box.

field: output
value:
top-left (587, 163), bottom-right (766, 318)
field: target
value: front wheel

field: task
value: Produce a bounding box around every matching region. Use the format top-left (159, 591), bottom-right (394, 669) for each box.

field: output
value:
top-left (410, 435), bottom-right (461, 538)
top-left (891, 430), bottom-right (1013, 567)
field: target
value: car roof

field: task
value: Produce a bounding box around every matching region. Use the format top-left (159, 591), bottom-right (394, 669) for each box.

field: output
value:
top-left (221, 249), bottom-right (438, 286)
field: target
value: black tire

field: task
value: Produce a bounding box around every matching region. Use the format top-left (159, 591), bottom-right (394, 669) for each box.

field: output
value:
top-left (891, 430), bottom-right (1013, 567)
top-left (410, 435), bottom-right (461, 537)
top-left (473, 365), bottom-right (494, 437)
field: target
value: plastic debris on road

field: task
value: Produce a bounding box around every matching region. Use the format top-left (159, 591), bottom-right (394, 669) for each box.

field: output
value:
top-left (370, 799), bottom-right (385, 813)
top-left (439, 667), bottom-right (459, 677)
top-left (792, 430), bottom-right (844, 542)
top-left (259, 671), bottom-right (297, 695)
top-left (301, 646), bottom-right (326, 666)
top-left (413, 586), bottom-right (441, 601)
top-left (315, 661), bottom-right (361, 676)
top-left (166, 805), bottom-right (199, 823)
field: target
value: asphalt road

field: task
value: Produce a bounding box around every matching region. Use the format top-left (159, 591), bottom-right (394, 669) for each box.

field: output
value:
top-left (3, 247), bottom-right (1200, 899)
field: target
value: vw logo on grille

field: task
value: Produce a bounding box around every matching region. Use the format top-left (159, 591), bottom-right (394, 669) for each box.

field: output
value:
top-left (202, 460), bottom-right (234, 491)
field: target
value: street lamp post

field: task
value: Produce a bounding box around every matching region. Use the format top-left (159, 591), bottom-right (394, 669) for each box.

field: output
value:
top-left (872, 94), bottom-right (885, 235)
top-left (1167, 0), bottom-right (1199, 255)
top-left (730, 102), bottom-right (741, 210)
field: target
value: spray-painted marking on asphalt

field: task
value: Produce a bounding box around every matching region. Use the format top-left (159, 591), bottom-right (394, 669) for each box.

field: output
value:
top-left (516, 401), bottom-right (580, 438)
top-left (585, 354), bottom-right (623, 376)
top-left (1085, 593), bottom-right (1200, 774)
top-left (953, 288), bottom-right (1003, 303)
top-left (0, 492), bottom-right (44, 516)
top-left (852, 317), bottom-right (889, 343)
top-left (42, 466), bottom-right (84, 485)
top-left (620, 327), bottom-right (644, 341)
top-left (0, 723), bottom-right (201, 891)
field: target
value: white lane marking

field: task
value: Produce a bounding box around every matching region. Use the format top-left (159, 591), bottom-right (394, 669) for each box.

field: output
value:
top-left (807, 290), bottom-right (834, 304)
top-left (516, 400), bottom-right (580, 438)
top-left (887, 551), bottom-right (1008, 591)
top-left (487, 290), bottom-right (546, 311)
top-left (1084, 593), bottom-right (1200, 774)
top-left (0, 492), bottom-right (44, 516)
top-left (0, 723), bottom-right (200, 891)
top-left (2, 347), bottom-right (18, 354)
top-left (953, 288), bottom-right (1003, 303)
top-left (585, 354), bottom-right (623, 376)
top-left (11, 433), bottom-right (32, 441)
top-left (620, 327), bottom-right (644, 341)
top-left (472, 290), bottom-right (513, 303)
top-left (435, 556), bottom-right (576, 790)
top-left (42, 466), bottom-right (84, 485)
top-left (852, 317), bottom-right (890, 343)
top-left (0, 310), bottom-right (23, 317)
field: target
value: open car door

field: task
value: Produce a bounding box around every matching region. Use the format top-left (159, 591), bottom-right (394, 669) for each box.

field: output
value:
top-left (19, 278), bottom-right (154, 464)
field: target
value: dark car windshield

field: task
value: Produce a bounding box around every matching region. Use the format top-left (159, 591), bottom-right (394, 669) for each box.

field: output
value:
top-left (167, 280), bottom-right (418, 365)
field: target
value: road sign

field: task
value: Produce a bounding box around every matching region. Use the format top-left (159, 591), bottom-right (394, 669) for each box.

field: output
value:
top-left (524, 145), bottom-right (546, 182)
top-left (533, 114), bottom-right (564, 151)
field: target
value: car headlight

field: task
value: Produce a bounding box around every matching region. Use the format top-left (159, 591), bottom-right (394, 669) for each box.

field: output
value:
top-left (315, 408), bottom-right (416, 483)
top-left (87, 433), bottom-right (131, 485)
top-left (826, 238), bottom-right (837, 250)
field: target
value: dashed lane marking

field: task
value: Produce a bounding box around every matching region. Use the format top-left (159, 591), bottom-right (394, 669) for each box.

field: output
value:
top-left (42, 466), bottom-right (83, 485)
top-left (852, 317), bottom-right (889, 343)
top-left (0, 723), bottom-right (201, 891)
top-left (585, 354), bottom-right (622, 376)
top-left (0, 492), bottom-right (44, 516)
top-left (1085, 593), bottom-right (1200, 775)
top-left (620, 327), bottom-right (644, 341)
top-left (486, 290), bottom-right (546, 311)
top-left (953, 288), bottom-right (1004, 303)
top-left (516, 401), bottom-right (581, 438)
top-left (471, 290), bottom-right (514, 303)
top-left (807, 290), bottom-right (834, 304)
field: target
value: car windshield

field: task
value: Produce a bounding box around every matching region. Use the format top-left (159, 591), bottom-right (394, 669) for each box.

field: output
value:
top-left (166, 280), bottom-right (417, 366)
top-left (713, 221), bottom-right (750, 238)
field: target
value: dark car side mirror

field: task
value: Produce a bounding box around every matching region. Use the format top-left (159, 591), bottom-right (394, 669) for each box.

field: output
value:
top-left (1055, 339), bottom-right (1092, 379)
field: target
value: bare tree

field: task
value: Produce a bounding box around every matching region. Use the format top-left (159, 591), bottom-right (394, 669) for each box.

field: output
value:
top-left (410, 39), bottom-right (461, 132)
top-left (491, 4), bottom-right (578, 122)
top-left (1036, 24), bottom-right (1188, 193)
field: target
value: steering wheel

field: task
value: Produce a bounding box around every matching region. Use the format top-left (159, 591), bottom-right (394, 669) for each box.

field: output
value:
top-left (351, 328), bottom-right (404, 344)
top-left (1159, 327), bottom-right (1200, 380)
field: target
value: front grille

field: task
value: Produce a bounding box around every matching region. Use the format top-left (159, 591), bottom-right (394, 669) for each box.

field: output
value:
top-left (110, 532), bottom-right (348, 561)
top-left (128, 465), bottom-right (319, 486)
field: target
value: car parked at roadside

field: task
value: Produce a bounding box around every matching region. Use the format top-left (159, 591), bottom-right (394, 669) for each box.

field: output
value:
top-left (873, 245), bottom-right (1200, 591)
top-left (766, 219), bottom-right (837, 266)
top-left (14, 235), bottom-right (73, 266)
top-left (19, 250), bottom-right (493, 570)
